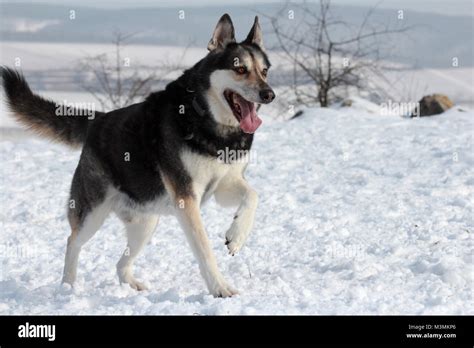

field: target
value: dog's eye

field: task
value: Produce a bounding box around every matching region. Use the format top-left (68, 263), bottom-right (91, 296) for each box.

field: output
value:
top-left (262, 68), bottom-right (268, 77)
top-left (235, 66), bottom-right (247, 75)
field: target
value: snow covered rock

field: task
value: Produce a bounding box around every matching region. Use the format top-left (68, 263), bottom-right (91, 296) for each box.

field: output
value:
top-left (414, 94), bottom-right (454, 117)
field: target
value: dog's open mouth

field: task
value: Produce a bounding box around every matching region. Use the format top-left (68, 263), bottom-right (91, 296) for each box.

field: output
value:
top-left (224, 89), bottom-right (262, 134)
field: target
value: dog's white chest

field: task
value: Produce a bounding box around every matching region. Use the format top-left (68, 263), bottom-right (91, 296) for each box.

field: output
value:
top-left (181, 149), bottom-right (246, 200)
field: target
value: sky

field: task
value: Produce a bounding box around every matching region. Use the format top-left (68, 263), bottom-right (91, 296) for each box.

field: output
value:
top-left (1, 0), bottom-right (472, 17)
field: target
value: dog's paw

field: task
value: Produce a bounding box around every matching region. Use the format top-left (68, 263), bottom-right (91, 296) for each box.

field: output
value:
top-left (127, 279), bottom-right (148, 291)
top-left (118, 270), bottom-right (148, 291)
top-left (120, 278), bottom-right (148, 291)
top-left (209, 281), bottom-right (239, 298)
top-left (225, 222), bottom-right (248, 256)
top-left (225, 237), bottom-right (244, 256)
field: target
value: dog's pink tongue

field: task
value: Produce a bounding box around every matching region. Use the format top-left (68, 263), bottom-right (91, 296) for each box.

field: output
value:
top-left (236, 96), bottom-right (262, 134)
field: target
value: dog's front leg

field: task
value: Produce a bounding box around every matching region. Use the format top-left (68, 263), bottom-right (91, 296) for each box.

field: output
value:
top-left (175, 195), bottom-right (238, 297)
top-left (215, 176), bottom-right (258, 255)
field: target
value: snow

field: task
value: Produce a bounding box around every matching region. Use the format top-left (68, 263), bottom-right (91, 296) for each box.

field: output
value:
top-left (0, 103), bottom-right (473, 314)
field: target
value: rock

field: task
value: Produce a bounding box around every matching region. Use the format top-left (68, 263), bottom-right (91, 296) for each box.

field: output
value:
top-left (341, 99), bottom-right (353, 107)
top-left (413, 94), bottom-right (454, 117)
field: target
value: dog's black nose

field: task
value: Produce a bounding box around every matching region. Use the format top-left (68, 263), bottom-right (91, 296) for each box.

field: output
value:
top-left (259, 89), bottom-right (275, 103)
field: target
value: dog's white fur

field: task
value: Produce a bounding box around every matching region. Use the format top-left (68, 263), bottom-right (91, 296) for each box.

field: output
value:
top-left (207, 70), bottom-right (243, 127)
top-left (206, 50), bottom-right (268, 127)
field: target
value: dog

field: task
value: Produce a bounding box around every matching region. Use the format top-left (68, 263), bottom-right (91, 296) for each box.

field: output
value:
top-left (1, 14), bottom-right (275, 297)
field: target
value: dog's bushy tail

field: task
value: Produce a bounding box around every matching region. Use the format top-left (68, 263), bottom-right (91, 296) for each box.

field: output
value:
top-left (1, 67), bottom-right (104, 147)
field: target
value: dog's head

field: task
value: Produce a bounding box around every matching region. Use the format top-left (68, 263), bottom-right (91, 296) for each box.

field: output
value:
top-left (203, 14), bottom-right (275, 134)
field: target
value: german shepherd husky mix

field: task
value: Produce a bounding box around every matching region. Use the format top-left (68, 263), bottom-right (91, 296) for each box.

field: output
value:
top-left (1, 14), bottom-right (275, 297)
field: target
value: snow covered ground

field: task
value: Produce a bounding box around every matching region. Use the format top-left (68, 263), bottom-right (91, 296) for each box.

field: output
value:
top-left (0, 102), bottom-right (472, 314)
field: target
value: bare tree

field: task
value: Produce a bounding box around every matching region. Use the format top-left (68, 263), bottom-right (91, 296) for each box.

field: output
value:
top-left (79, 31), bottom-right (188, 110)
top-left (265, 0), bottom-right (412, 107)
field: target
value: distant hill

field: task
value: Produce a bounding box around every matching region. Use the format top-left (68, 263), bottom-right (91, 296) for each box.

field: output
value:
top-left (1, 2), bottom-right (473, 68)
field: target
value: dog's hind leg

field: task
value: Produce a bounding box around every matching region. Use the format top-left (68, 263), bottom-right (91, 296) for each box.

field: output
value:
top-left (116, 212), bottom-right (159, 291)
top-left (62, 198), bottom-right (111, 286)
top-left (62, 159), bottom-right (112, 286)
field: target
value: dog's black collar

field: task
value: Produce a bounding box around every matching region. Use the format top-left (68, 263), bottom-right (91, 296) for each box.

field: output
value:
top-left (185, 86), bottom-right (207, 117)
top-left (192, 97), bottom-right (206, 117)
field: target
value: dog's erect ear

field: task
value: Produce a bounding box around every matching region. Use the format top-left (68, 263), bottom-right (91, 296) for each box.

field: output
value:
top-left (244, 16), bottom-right (264, 49)
top-left (208, 14), bottom-right (236, 51)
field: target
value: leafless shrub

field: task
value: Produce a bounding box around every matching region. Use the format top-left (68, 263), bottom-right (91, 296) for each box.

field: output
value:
top-left (78, 31), bottom-right (188, 110)
top-left (264, 0), bottom-right (413, 108)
